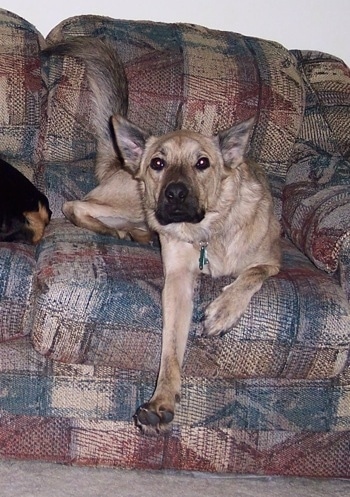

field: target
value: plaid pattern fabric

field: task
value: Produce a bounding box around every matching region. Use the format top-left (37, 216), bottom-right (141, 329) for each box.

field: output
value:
top-left (30, 220), bottom-right (349, 381)
top-left (339, 237), bottom-right (350, 300)
top-left (46, 16), bottom-right (304, 144)
top-left (0, 10), bottom-right (44, 184)
top-left (0, 10), bottom-right (349, 478)
top-left (0, 243), bottom-right (36, 341)
top-left (283, 51), bottom-right (350, 274)
top-left (0, 337), bottom-right (349, 476)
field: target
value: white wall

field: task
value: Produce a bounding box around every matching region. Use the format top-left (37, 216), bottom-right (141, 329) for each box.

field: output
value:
top-left (1, 0), bottom-right (349, 65)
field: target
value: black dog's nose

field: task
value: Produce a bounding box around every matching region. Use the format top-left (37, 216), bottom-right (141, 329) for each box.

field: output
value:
top-left (165, 182), bottom-right (189, 203)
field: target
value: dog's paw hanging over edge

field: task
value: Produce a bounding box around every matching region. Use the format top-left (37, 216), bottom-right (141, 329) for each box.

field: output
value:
top-left (133, 402), bottom-right (175, 435)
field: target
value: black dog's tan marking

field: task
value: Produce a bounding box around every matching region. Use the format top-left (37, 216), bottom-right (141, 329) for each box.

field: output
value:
top-left (44, 38), bottom-right (281, 434)
top-left (0, 158), bottom-right (51, 244)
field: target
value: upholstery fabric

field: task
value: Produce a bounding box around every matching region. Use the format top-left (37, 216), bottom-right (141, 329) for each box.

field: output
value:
top-left (0, 243), bottom-right (36, 341)
top-left (0, 9), bottom-right (349, 478)
top-left (0, 338), bottom-right (349, 476)
top-left (30, 220), bottom-right (349, 382)
top-left (339, 237), bottom-right (350, 300)
top-left (0, 10), bottom-right (44, 182)
top-left (283, 51), bottom-right (350, 274)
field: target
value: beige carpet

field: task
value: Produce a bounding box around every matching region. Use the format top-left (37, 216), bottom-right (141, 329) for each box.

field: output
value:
top-left (1, 460), bottom-right (349, 497)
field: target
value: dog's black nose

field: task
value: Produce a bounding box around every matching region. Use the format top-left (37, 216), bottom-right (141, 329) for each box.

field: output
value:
top-left (165, 182), bottom-right (188, 203)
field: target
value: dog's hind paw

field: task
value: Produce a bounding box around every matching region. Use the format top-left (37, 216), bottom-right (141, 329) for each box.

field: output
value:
top-left (133, 402), bottom-right (174, 435)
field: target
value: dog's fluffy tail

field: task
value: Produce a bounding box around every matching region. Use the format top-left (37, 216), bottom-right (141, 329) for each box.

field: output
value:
top-left (43, 37), bottom-right (128, 181)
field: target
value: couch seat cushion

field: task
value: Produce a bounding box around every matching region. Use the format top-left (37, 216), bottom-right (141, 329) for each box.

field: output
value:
top-left (31, 220), bottom-right (350, 381)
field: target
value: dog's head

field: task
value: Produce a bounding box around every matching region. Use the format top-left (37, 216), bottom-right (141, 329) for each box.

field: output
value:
top-left (112, 116), bottom-right (254, 232)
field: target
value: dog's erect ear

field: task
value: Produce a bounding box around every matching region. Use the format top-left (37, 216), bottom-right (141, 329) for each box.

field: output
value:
top-left (111, 115), bottom-right (151, 174)
top-left (217, 118), bottom-right (255, 168)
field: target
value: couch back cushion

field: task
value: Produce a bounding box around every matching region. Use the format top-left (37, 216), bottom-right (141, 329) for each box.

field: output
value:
top-left (0, 10), bottom-right (44, 186)
top-left (42, 16), bottom-right (304, 218)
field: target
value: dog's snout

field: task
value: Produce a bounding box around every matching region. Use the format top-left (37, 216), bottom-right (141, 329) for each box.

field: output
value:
top-left (156, 180), bottom-right (204, 225)
top-left (165, 182), bottom-right (188, 203)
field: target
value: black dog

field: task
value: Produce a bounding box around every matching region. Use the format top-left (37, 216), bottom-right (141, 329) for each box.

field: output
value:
top-left (0, 158), bottom-right (51, 244)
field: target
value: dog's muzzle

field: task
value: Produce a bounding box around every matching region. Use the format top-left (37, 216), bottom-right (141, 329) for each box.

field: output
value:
top-left (155, 181), bottom-right (205, 225)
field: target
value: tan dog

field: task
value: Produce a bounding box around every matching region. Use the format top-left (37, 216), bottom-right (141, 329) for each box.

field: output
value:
top-left (44, 38), bottom-right (281, 433)
top-left (112, 116), bottom-right (281, 432)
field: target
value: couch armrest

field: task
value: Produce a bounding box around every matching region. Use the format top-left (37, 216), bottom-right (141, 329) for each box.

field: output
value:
top-left (282, 150), bottom-right (350, 280)
top-left (283, 50), bottom-right (350, 292)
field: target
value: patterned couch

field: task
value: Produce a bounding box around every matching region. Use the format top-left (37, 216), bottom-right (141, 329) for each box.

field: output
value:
top-left (0, 8), bottom-right (349, 477)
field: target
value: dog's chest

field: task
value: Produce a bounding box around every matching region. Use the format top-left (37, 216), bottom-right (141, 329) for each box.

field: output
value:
top-left (200, 242), bottom-right (241, 278)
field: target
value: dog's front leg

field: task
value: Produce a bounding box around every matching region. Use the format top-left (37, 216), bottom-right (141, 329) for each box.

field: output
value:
top-left (203, 263), bottom-right (280, 337)
top-left (134, 238), bottom-right (198, 434)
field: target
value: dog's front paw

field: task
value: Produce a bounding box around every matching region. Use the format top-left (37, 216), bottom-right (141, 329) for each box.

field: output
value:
top-left (203, 289), bottom-right (247, 337)
top-left (133, 401), bottom-right (175, 435)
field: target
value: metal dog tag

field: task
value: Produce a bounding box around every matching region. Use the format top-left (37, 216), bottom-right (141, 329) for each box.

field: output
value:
top-left (199, 242), bottom-right (209, 271)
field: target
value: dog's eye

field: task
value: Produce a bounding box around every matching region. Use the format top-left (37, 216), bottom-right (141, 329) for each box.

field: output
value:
top-left (150, 157), bottom-right (166, 171)
top-left (195, 157), bottom-right (210, 171)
